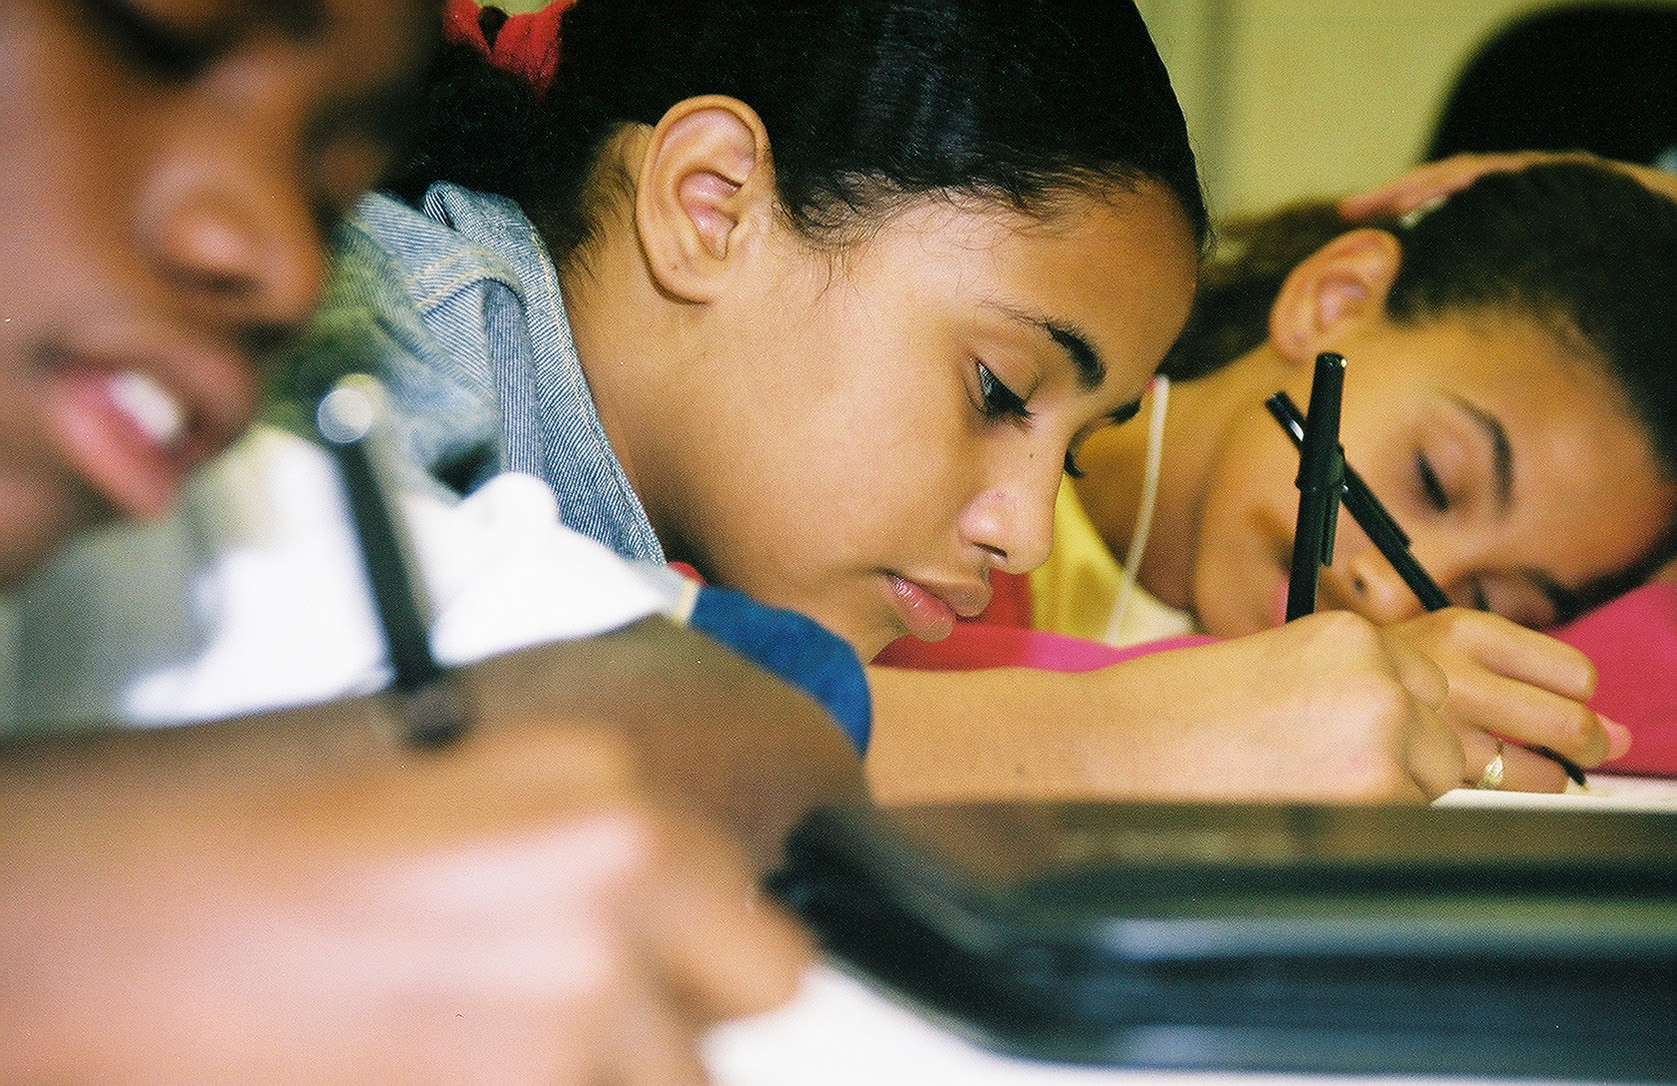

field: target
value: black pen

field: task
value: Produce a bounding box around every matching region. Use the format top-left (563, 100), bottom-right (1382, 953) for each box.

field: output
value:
top-left (317, 374), bottom-right (472, 747)
top-left (1265, 386), bottom-right (1587, 786)
top-left (1285, 353), bottom-right (1347, 621)
top-left (1267, 390), bottom-right (1451, 611)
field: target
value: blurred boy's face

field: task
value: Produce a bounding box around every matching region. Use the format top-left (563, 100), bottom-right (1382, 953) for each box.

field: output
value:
top-left (0, 0), bottom-right (431, 587)
top-left (1189, 314), bottom-right (1677, 636)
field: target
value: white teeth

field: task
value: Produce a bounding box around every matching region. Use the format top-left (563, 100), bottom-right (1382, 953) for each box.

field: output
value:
top-left (107, 370), bottom-right (187, 448)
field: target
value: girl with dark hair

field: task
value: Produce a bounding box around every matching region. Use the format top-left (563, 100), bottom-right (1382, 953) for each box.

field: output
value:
top-left (973, 162), bottom-right (1677, 785)
top-left (310, 0), bottom-right (1625, 803)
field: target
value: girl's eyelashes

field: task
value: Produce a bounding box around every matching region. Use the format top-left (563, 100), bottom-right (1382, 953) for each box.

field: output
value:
top-left (1109, 399), bottom-right (1143, 427)
top-left (1416, 453), bottom-right (1450, 512)
top-left (1468, 579), bottom-right (1491, 612)
top-left (976, 362), bottom-right (1031, 421)
top-left (79, 0), bottom-right (218, 80)
top-left (1065, 400), bottom-right (1141, 478)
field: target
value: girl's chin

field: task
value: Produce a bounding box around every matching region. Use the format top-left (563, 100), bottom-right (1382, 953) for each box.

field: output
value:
top-left (0, 482), bottom-right (100, 590)
top-left (797, 604), bottom-right (887, 663)
top-left (856, 629), bottom-right (897, 664)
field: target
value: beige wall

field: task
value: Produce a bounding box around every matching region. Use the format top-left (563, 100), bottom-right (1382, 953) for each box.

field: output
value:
top-left (487, 0), bottom-right (1658, 217)
top-left (1142, 0), bottom-right (1559, 218)
top-left (1142, 0), bottom-right (1676, 217)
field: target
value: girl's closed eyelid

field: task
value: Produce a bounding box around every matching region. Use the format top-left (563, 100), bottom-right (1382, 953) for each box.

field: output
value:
top-left (1416, 453), bottom-right (1450, 511)
top-left (975, 362), bottom-right (1031, 421)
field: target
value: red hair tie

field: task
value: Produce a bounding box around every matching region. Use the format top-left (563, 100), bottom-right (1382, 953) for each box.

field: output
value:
top-left (442, 0), bottom-right (573, 96)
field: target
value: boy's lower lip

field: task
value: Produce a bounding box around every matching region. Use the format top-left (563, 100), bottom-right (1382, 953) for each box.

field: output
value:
top-left (886, 574), bottom-right (957, 641)
top-left (46, 366), bottom-right (194, 520)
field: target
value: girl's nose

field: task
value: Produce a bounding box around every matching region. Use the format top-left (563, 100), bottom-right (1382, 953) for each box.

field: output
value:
top-left (1325, 536), bottom-right (1433, 624)
top-left (962, 467), bottom-right (1061, 576)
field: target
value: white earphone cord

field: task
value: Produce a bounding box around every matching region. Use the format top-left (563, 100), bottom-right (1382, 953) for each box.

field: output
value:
top-left (1102, 375), bottom-right (1169, 646)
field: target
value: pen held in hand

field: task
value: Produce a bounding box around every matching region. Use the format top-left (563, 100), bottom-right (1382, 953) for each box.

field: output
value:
top-left (1285, 353), bottom-right (1347, 622)
top-left (1264, 385), bottom-right (1586, 787)
top-left (317, 374), bottom-right (472, 747)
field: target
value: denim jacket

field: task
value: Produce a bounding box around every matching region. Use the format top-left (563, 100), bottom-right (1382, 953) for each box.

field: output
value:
top-left (277, 184), bottom-right (872, 752)
top-left (285, 183), bottom-right (665, 565)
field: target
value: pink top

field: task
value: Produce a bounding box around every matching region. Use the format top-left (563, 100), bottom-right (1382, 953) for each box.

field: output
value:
top-left (1552, 581), bottom-right (1677, 777)
top-left (880, 582), bottom-right (1677, 779)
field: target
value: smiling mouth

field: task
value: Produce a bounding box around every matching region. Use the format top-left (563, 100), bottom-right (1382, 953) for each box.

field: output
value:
top-left (107, 370), bottom-right (188, 449)
top-left (47, 364), bottom-right (204, 521)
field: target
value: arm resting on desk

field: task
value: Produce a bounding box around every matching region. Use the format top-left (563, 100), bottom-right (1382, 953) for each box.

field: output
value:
top-left (1, 615), bottom-right (864, 1083)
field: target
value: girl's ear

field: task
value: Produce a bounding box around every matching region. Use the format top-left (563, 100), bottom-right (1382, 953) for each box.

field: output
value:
top-left (634, 95), bottom-right (775, 303)
top-left (1267, 228), bottom-right (1403, 365)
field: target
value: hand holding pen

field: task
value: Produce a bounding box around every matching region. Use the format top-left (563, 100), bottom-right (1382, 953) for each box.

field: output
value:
top-left (1269, 359), bottom-right (1589, 788)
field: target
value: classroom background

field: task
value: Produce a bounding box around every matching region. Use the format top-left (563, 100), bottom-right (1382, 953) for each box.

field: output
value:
top-left (492, 0), bottom-right (1674, 218)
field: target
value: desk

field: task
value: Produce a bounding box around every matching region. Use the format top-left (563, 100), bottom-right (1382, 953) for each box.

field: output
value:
top-left (707, 965), bottom-right (1573, 1086)
top-left (1434, 772), bottom-right (1677, 811)
top-left (706, 775), bottom-right (1677, 1086)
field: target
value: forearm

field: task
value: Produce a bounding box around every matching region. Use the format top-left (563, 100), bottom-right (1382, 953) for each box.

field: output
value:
top-left (3, 616), bottom-right (864, 869)
top-left (2, 616), bottom-right (858, 1082)
top-left (867, 615), bottom-right (1461, 806)
top-left (472, 616), bottom-right (868, 865)
top-left (865, 662), bottom-right (1183, 804)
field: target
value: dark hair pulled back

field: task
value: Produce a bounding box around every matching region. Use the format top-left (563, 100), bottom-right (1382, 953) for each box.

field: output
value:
top-left (389, 0), bottom-right (1207, 261)
top-left (1161, 162), bottom-right (1677, 591)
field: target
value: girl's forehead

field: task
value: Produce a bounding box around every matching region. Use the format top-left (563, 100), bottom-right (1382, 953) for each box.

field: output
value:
top-left (1372, 310), bottom-right (1611, 393)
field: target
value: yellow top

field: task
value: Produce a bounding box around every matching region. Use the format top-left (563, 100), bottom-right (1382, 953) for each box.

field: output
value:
top-left (1028, 479), bottom-right (1197, 648)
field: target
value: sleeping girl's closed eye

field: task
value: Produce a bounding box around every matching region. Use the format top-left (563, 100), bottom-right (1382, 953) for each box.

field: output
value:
top-left (975, 361), bottom-right (1031, 422)
top-left (1416, 452), bottom-right (1452, 512)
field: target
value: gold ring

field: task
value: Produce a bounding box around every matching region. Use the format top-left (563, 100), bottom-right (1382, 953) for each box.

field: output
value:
top-left (1476, 741), bottom-right (1506, 790)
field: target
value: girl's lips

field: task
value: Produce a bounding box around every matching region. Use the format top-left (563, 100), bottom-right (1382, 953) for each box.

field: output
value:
top-left (887, 574), bottom-right (959, 642)
top-left (46, 366), bottom-right (198, 520)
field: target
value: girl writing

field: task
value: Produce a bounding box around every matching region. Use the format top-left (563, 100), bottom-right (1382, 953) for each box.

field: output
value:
top-left (2, 1), bottom-right (833, 1079)
top-left (321, 0), bottom-right (1618, 802)
top-left (970, 161), bottom-right (1677, 790)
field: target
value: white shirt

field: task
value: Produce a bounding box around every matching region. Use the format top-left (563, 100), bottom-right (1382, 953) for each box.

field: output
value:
top-left (0, 426), bottom-right (673, 733)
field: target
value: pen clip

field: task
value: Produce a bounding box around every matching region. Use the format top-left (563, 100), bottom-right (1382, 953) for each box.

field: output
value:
top-left (1321, 447), bottom-right (1343, 566)
top-left (1283, 353), bottom-right (1347, 620)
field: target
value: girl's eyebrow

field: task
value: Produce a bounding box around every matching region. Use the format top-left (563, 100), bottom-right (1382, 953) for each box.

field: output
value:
top-left (1041, 321), bottom-right (1106, 391)
top-left (981, 302), bottom-right (1106, 390)
top-left (1451, 395), bottom-right (1513, 509)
